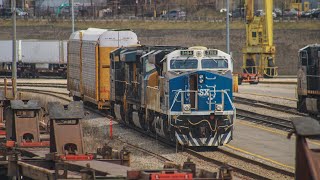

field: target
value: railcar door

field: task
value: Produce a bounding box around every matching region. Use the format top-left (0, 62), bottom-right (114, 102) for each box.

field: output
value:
top-left (189, 74), bottom-right (198, 109)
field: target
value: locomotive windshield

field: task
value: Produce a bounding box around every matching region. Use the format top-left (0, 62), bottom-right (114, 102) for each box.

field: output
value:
top-left (170, 59), bottom-right (198, 70)
top-left (201, 59), bottom-right (228, 69)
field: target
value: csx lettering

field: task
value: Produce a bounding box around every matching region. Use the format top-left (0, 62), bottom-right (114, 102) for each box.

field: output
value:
top-left (198, 89), bottom-right (210, 96)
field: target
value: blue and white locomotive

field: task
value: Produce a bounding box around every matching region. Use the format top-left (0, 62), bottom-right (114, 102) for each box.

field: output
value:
top-left (110, 46), bottom-right (235, 147)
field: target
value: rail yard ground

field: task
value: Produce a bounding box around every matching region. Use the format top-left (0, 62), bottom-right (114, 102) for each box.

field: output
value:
top-left (8, 78), bottom-right (314, 175)
top-left (0, 19), bottom-right (319, 75)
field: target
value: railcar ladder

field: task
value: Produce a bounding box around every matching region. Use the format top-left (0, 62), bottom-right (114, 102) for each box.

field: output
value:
top-left (4, 78), bottom-right (16, 100)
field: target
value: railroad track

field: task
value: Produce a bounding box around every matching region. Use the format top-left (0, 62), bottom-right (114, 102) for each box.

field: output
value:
top-left (19, 88), bottom-right (71, 102)
top-left (0, 82), bottom-right (67, 88)
top-left (117, 139), bottom-right (172, 163)
top-left (22, 89), bottom-right (172, 164)
top-left (187, 149), bottom-right (294, 180)
top-left (23, 88), bottom-right (294, 179)
top-left (235, 92), bottom-right (297, 102)
top-left (234, 96), bottom-right (305, 117)
top-left (237, 108), bottom-right (294, 131)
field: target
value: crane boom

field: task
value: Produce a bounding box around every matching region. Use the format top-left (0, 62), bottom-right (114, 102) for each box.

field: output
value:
top-left (240, 0), bottom-right (278, 84)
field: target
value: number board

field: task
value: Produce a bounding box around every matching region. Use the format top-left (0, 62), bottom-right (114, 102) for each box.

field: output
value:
top-left (205, 50), bottom-right (218, 56)
top-left (180, 50), bottom-right (194, 56)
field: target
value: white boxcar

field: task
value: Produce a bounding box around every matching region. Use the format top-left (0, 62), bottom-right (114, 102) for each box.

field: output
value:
top-left (0, 40), bottom-right (68, 77)
top-left (0, 40), bottom-right (15, 63)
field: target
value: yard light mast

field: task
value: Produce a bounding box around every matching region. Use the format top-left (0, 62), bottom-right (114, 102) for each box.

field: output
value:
top-left (12, 0), bottom-right (17, 99)
top-left (71, 0), bottom-right (75, 32)
top-left (226, 0), bottom-right (230, 54)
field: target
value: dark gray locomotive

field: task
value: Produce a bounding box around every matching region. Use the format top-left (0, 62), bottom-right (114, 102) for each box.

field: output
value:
top-left (297, 44), bottom-right (320, 118)
top-left (110, 46), bottom-right (235, 147)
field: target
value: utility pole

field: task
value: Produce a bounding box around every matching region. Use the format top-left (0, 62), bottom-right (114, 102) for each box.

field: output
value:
top-left (226, 0), bottom-right (230, 54)
top-left (90, 0), bottom-right (93, 17)
top-left (71, 0), bottom-right (75, 32)
top-left (12, 0), bottom-right (17, 99)
top-left (154, 0), bottom-right (157, 18)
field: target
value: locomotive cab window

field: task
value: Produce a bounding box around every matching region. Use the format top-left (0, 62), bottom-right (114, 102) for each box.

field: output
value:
top-left (170, 59), bottom-right (198, 70)
top-left (145, 60), bottom-right (156, 73)
top-left (300, 51), bottom-right (315, 66)
top-left (202, 59), bottom-right (228, 69)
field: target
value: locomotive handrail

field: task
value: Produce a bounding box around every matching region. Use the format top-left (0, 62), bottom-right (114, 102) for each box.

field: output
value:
top-left (114, 80), bottom-right (130, 85)
top-left (263, 66), bottom-right (278, 77)
top-left (241, 65), bottom-right (258, 74)
top-left (170, 89), bottom-right (198, 112)
top-left (169, 89), bottom-right (235, 114)
top-left (305, 74), bottom-right (320, 78)
top-left (146, 86), bottom-right (159, 90)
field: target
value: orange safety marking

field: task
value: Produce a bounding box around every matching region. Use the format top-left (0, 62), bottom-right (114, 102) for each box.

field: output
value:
top-left (20, 141), bottom-right (50, 147)
top-left (6, 141), bottom-right (15, 147)
top-left (151, 173), bottom-right (193, 180)
top-left (59, 154), bottom-right (94, 161)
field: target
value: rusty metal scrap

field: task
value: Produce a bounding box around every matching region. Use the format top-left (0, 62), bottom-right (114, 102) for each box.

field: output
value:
top-left (291, 119), bottom-right (320, 180)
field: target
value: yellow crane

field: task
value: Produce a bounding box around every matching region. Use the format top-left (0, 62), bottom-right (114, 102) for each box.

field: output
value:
top-left (291, 0), bottom-right (310, 12)
top-left (240, 0), bottom-right (278, 85)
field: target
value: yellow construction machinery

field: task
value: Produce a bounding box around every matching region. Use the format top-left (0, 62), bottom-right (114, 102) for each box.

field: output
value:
top-left (291, 0), bottom-right (310, 12)
top-left (239, 0), bottom-right (278, 85)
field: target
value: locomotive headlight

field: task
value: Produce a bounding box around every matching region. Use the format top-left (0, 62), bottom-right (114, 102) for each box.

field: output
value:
top-left (183, 104), bottom-right (191, 112)
top-left (216, 104), bottom-right (223, 111)
top-left (199, 75), bottom-right (204, 84)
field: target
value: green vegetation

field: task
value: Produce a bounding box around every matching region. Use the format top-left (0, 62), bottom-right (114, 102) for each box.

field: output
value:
top-left (1, 19), bottom-right (319, 30)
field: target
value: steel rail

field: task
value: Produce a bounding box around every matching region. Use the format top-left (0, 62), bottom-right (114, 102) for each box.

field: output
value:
top-left (216, 148), bottom-right (295, 177)
top-left (235, 93), bottom-right (297, 102)
top-left (234, 96), bottom-right (305, 116)
top-left (19, 89), bottom-right (71, 102)
top-left (237, 108), bottom-right (293, 131)
top-left (0, 83), bottom-right (67, 88)
top-left (117, 139), bottom-right (172, 163)
top-left (187, 149), bottom-right (272, 180)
